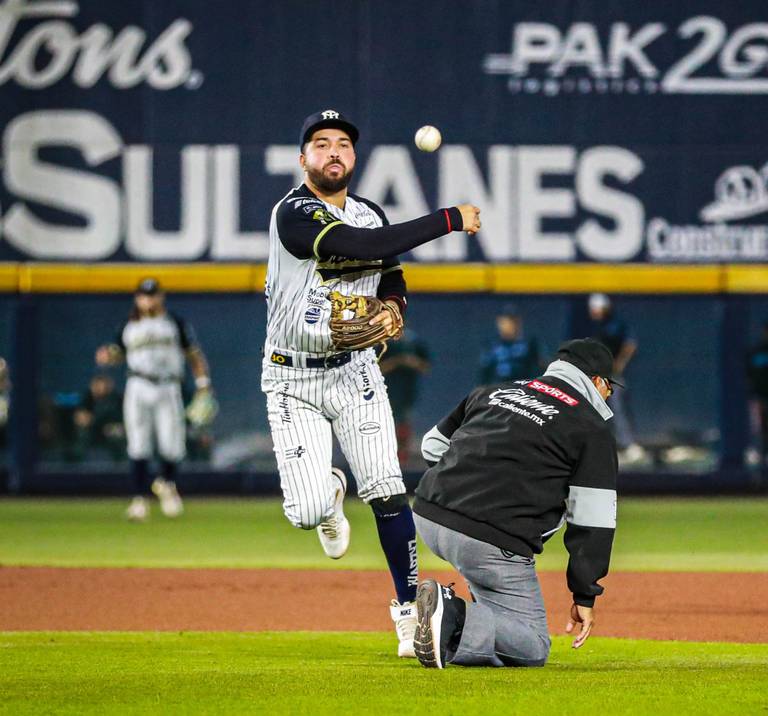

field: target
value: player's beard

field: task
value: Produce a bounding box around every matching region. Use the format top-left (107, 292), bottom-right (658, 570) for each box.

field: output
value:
top-left (307, 162), bottom-right (354, 194)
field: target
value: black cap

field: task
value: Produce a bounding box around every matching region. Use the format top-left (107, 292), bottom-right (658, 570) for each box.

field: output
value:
top-left (300, 109), bottom-right (359, 149)
top-left (136, 277), bottom-right (161, 295)
top-left (556, 338), bottom-right (624, 388)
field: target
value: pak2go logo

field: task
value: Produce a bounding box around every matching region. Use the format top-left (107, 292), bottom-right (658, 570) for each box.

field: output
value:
top-left (484, 16), bottom-right (768, 95)
top-left (647, 161), bottom-right (768, 261)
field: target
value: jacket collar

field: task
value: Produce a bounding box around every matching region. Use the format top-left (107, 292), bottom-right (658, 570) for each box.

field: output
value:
top-left (543, 360), bottom-right (613, 421)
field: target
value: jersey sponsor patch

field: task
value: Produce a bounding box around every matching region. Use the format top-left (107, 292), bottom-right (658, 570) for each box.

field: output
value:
top-left (304, 306), bottom-right (322, 324)
top-left (528, 380), bottom-right (580, 406)
top-left (358, 421), bottom-right (381, 435)
top-left (312, 208), bottom-right (338, 225)
top-left (488, 387), bottom-right (560, 426)
top-left (284, 445), bottom-right (306, 460)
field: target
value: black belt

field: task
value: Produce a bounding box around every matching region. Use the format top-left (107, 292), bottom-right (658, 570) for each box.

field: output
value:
top-left (129, 371), bottom-right (180, 384)
top-left (269, 350), bottom-right (353, 369)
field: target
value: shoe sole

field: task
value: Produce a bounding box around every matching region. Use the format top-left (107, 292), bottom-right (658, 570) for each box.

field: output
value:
top-left (414, 580), bottom-right (444, 669)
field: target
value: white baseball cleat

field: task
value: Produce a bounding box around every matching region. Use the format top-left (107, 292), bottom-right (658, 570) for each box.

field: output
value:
top-left (151, 477), bottom-right (184, 518)
top-left (126, 496), bottom-right (149, 522)
top-left (316, 468), bottom-right (350, 559)
top-left (390, 599), bottom-right (417, 658)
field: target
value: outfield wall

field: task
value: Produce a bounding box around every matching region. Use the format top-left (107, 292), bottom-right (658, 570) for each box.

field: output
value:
top-left (1, 280), bottom-right (766, 493)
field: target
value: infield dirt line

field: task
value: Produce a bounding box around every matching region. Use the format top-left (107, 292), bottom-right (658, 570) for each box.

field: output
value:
top-left (1, 567), bottom-right (767, 643)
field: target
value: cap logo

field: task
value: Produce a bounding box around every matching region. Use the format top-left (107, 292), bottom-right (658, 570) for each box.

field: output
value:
top-left (321, 110), bottom-right (340, 119)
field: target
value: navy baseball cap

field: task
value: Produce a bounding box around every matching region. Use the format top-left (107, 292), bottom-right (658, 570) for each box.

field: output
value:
top-left (556, 338), bottom-right (624, 388)
top-left (300, 109), bottom-right (359, 149)
top-left (136, 277), bottom-right (161, 295)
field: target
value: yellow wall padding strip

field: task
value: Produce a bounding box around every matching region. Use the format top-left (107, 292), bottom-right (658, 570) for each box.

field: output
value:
top-left (18, 263), bottom-right (257, 293)
top-left (402, 263), bottom-right (492, 292)
top-left (491, 264), bottom-right (723, 294)
top-left (723, 265), bottom-right (768, 293)
top-left (0, 262), bottom-right (765, 294)
top-left (0, 263), bottom-right (19, 292)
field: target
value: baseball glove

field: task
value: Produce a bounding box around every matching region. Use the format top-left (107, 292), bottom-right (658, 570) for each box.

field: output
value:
top-left (329, 291), bottom-right (404, 351)
top-left (186, 388), bottom-right (219, 428)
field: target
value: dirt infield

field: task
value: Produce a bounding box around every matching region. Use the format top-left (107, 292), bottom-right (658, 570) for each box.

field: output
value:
top-left (1, 567), bottom-right (767, 642)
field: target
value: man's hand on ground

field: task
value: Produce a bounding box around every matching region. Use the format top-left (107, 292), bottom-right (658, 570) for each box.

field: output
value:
top-left (565, 602), bottom-right (594, 649)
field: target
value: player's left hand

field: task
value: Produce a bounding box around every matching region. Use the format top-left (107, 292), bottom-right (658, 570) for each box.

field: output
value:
top-left (565, 602), bottom-right (594, 649)
top-left (186, 388), bottom-right (219, 427)
top-left (369, 300), bottom-right (404, 338)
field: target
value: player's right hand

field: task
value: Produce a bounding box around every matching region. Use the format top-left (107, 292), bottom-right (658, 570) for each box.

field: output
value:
top-left (457, 204), bottom-right (481, 235)
top-left (95, 344), bottom-right (120, 366)
top-left (565, 602), bottom-right (594, 649)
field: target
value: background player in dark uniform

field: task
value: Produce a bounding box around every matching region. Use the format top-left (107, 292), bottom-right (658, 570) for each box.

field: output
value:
top-left (587, 293), bottom-right (645, 464)
top-left (478, 305), bottom-right (540, 385)
top-left (379, 329), bottom-right (431, 467)
top-left (746, 321), bottom-right (768, 467)
top-left (412, 339), bottom-right (618, 669)
top-left (96, 278), bottom-right (214, 521)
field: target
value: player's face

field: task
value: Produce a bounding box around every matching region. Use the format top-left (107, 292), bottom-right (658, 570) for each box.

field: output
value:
top-left (496, 316), bottom-right (521, 339)
top-left (301, 129), bottom-right (355, 193)
top-left (592, 375), bottom-right (613, 400)
top-left (134, 292), bottom-right (164, 315)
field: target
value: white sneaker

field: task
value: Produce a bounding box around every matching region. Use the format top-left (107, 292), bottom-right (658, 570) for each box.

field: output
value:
top-left (126, 496), bottom-right (149, 522)
top-left (316, 468), bottom-right (350, 559)
top-left (390, 600), bottom-right (417, 658)
top-left (151, 477), bottom-right (184, 518)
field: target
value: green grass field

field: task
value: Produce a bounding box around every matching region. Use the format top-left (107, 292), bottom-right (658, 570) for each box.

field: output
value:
top-left (1, 496), bottom-right (767, 570)
top-left (1, 633), bottom-right (766, 715)
top-left (1, 497), bottom-right (767, 714)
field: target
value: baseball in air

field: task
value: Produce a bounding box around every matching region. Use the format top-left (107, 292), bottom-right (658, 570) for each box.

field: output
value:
top-left (415, 125), bottom-right (442, 152)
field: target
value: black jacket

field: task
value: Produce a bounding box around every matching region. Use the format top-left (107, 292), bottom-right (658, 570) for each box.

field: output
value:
top-left (414, 371), bottom-right (617, 607)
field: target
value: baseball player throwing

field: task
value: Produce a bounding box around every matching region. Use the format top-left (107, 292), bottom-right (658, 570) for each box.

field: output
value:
top-left (96, 278), bottom-right (215, 521)
top-left (262, 109), bottom-right (481, 658)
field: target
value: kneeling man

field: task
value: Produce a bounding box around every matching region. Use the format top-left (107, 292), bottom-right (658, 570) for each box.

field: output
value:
top-left (413, 338), bottom-right (619, 668)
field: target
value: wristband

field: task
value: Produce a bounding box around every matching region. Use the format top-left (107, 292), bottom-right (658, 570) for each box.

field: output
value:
top-left (195, 376), bottom-right (211, 390)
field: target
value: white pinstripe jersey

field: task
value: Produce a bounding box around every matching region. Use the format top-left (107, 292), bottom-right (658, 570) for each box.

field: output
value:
top-left (118, 312), bottom-right (194, 381)
top-left (265, 184), bottom-right (399, 354)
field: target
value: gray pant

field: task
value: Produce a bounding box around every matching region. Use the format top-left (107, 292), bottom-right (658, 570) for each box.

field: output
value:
top-left (415, 514), bottom-right (551, 667)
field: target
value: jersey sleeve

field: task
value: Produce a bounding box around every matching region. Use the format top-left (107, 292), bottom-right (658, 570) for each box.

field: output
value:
top-left (114, 323), bottom-right (127, 351)
top-left (172, 315), bottom-right (198, 351)
top-left (377, 256), bottom-right (407, 314)
top-left (276, 193), bottom-right (464, 262)
top-left (275, 197), bottom-right (337, 260)
top-left (421, 395), bottom-right (470, 466)
top-left (563, 426), bottom-right (618, 607)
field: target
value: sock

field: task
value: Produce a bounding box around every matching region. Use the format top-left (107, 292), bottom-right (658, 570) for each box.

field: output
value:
top-left (160, 460), bottom-right (177, 483)
top-left (130, 459), bottom-right (151, 495)
top-left (374, 503), bottom-right (418, 604)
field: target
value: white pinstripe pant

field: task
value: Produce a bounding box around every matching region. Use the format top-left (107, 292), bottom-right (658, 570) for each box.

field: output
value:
top-left (262, 348), bottom-right (405, 530)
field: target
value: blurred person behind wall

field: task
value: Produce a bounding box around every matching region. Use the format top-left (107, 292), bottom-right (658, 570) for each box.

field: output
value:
top-left (587, 293), bottom-right (647, 465)
top-left (379, 329), bottom-right (431, 467)
top-left (0, 358), bottom-right (9, 453)
top-left (478, 305), bottom-right (540, 386)
top-left (71, 373), bottom-right (125, 461)
top-left (745, 321), bottom-right (768, 468)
